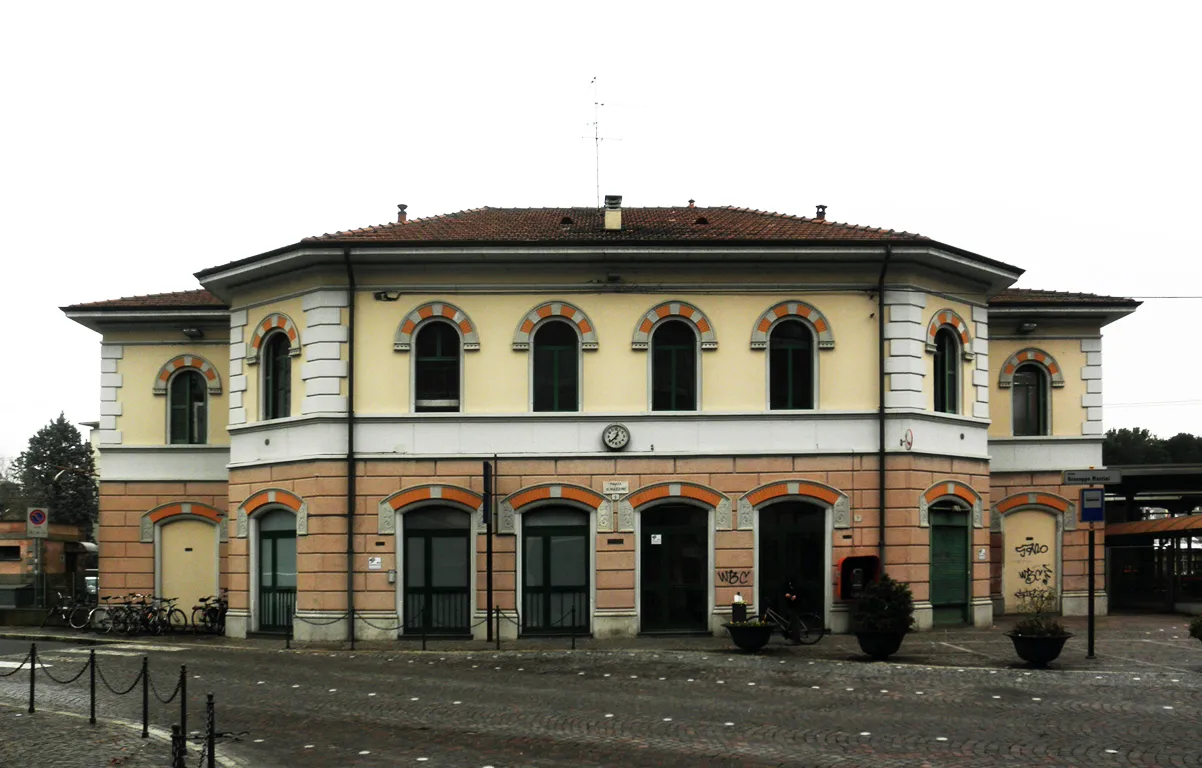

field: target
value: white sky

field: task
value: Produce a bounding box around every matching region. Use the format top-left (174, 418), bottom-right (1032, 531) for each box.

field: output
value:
top-left (2, 2), bottom-right (1199, 459)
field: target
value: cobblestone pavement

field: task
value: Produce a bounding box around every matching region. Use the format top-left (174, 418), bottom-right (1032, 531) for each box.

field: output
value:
top-left (0, 701), bottom-right (166, 767)
top-left (0, 613), bottom-right (1199, 767)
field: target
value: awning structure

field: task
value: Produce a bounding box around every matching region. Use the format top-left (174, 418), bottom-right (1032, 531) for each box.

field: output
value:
top-left (1106, 515), bottom-right (1202, 537)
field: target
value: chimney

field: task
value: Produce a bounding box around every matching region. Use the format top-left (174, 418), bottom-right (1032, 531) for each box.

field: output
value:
top-left (687, 199), bottom-right (695, 208)
top-left (815, 204), bottom-right (827, 221)
top-left (604, 194), bottom-right (622, 230)
top-left (397, 204), bottom-right (408, 224)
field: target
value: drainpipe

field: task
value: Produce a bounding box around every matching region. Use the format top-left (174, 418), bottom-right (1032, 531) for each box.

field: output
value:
top-left (344, 248), bottom-right (357, 649)
top-left (877, 245), bottom-right (892, 567)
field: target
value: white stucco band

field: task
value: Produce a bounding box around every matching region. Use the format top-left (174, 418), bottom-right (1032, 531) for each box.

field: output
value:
top-left (301, 288), bottom-right (350, 416)
top-left (229, 311), bottom-right (248, 426)
top-left (98, 344), bottom-right (124, 445)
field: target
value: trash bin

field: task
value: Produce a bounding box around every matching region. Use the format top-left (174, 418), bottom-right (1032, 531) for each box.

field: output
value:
top-left (731, 592), bottom-right (748, 622)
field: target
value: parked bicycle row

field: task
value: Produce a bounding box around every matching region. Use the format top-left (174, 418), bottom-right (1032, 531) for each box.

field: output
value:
top-left (42, 589), bottom-right (228, 635)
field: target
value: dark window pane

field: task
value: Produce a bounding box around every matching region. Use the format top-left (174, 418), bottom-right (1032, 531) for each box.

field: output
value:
top-left (170, 370), bottom-right (207, 444)
top-left (1013, 365), bottom-right (1047, 436)
top-left (533, 322), bottom-right (579, 412)
top-left (415, 322), bottom-right (461, 412)
top-left (651, 321), bottom-right (696, 411)
top-left (769, 320), bottom-right (814, 409)
top-left (933, 329), bottom-right (958, 414)
top-left (263, 333), bottom-right (291, 420)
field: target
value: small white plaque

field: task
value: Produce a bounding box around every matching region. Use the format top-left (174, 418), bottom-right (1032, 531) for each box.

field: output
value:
top-left (650, 534), bottom-right (662, 545)
top-left (977, 548), bottom-right (987, 561)
top-left (367, 556), bottom-right (383, 571)
top-left (603, 481), bottom-right (629, 496)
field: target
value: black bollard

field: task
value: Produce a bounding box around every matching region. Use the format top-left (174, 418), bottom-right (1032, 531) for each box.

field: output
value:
top-left (495, 606), bottom-right (501, 651)
top-left (89, 650), bottom-right (96, 725)
top-left (171, 724), bottom-right (186, 768)
top-left (28, 643), bottom-right (35, 714)
top-left (180, 664), bottom-right (187, 738)
top-left (141, 656), bottom-right (149, 738)
top-left (571, 605), bottom-right (576, 651)
top-left (206, 693), bottom-right (216, 768)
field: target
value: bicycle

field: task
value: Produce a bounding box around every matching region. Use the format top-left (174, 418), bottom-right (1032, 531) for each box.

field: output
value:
top-left (192, 589), bottom-right (228, 634)
top-left (41, 591), bottom-right (78, 629)
top-left (761, 606), bottom-right (826, 645)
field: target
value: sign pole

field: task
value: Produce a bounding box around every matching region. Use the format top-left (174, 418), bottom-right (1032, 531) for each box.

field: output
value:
top-left (1087, 521), bottom-right (1096, 659)
top-left (483, 461), bottom-right (494, 643)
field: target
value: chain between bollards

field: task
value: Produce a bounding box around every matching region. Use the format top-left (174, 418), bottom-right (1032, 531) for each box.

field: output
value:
top-left (170, 724), bottom-right (186, 768)
top-left (180, 664), bottom-right (187, 739)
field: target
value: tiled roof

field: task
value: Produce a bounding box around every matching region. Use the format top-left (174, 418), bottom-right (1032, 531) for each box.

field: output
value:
top-left (989, 288), bottom-right (1139, 306)
top-left (63, 289), bottom-right (227, 311)
top-left (302, 206), bottom-right (928, 244)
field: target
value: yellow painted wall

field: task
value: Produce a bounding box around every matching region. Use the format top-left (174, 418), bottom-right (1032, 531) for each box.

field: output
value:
top-left (111, 342), bottom-right (230, 445)
top-left (242, 297), bottom-right (311, 422)
top-left (160, 518), bottom-right (219, 612)
top-left (1002, 509), bottom-right (1058, 613)
top-left (919, 298), bottom-right (980, 416)
top-left (352, 291), bottom-right (881, 414)
top-left (989, 337), bottom-right (1090, 437)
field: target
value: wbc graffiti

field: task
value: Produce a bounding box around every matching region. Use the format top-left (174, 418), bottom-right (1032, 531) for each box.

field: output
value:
top-left (717, 569), bottom-right (751, 585)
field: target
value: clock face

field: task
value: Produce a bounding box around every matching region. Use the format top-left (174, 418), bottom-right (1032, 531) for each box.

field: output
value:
top-left (602, 424), bottom-right (630, 450)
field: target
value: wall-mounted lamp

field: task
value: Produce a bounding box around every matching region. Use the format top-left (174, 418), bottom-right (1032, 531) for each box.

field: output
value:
top-left (181, 327), bottom-right (205, 339)
top-left (1017, 321), bottom-right (1038, 335)
top-left (373, 291), bottom-right (402, 302)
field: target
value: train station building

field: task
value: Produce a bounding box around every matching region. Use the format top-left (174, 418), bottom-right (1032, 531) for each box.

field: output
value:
top-left (62, 198), bottom-right (1139, 640)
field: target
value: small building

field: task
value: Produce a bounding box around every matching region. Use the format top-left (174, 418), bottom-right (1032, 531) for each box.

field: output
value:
top-left (62, 198), bottom-right (1138, 640)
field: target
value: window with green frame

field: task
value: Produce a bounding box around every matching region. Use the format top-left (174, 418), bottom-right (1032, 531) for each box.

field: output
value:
top-left (933, 328), bottom-right (959, 414)
top-left (262, 332), bottom-right (291, 420)
top-left (415, 321), bottom-right (461, 412)
top-left (169, 369), bottom-right (207, 444)
top-left (1012, 363), bottom-right (1049, 436)
top-left (768, 320), bottom-right (815, 409)
top-left (651, 320), bottom-right (697, 411)
top-left (532, 321), bottom-right (579, 412)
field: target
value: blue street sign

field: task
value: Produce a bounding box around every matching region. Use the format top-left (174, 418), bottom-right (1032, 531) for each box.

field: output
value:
top-left (1080, 488), bottom-right (1105, 523)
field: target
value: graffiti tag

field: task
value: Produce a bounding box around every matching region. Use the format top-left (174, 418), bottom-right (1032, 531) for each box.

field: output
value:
top-left (1019, 564), bottom-right (1054, 586)
top-left (1013, 588), bottom-right (1048, 602)
top-left (717, 569), bottom-right (751, 586)
top-left (1014, 542), bottom-right (1049, 557)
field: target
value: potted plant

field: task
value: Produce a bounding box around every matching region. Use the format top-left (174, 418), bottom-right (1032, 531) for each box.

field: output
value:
top-left (1005, 589), bottom-right (1072, 668)
top-left (1188, 616), bottom-right (1202, 645)
top-left (851, 573), bottom-right (914, 661)
top-left (722, 618), bottom-right (776, 652)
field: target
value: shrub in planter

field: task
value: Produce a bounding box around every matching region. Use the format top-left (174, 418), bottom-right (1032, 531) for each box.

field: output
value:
top-left (851, 574), bottom-right (915, 660)
top-left (722, 620), bottom-right (775, 652)
top-left (1006, 589), bottom-right (1072, 668)
top-left (1189, 616), bottom-right (1202, 644)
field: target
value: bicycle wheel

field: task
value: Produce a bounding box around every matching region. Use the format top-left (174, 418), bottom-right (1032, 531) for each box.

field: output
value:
top-left (167, 608), bottom-right (188, 633)
top-left (191, 607), bottom-right (209, 633)
top-left (91, 606), bottom-right (113, 634)
top-left (796, 613), bottom-right (825, 645)
top-left (68, 604), bottom-right (91, 630)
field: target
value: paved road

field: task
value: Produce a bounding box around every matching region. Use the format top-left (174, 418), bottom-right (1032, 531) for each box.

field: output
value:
top-left (0, 616), bottom-right (1199, 767)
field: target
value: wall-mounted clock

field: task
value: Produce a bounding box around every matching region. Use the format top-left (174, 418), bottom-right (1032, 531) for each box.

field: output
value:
top-left (602, 423), bottom-right (630, 451)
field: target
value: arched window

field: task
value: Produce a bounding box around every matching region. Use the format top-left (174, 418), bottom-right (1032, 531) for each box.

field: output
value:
top-left (769, 320), bottom-right (815, 410)
top-left (415, 322), bottom-right (461, 412)
top-left (169, 370), bottom-right (207, 444)
top-left (532, 321), bottom-right (579, 412)
top-left (1013, 363), bottom-right (1049, 436)
top-left (262, 332), bottom-right (291, 420)
top-left (933, 328), bottom-right (959, 414)
top-left (651, 320), bottom-right (697, 411)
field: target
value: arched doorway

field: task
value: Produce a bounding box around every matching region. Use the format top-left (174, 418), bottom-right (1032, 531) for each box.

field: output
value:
top-left (158, 518), bottom-right (219, 618)
top-left (257, 509), bottom-right (296, 632)
top-left (758, 501), bottom-right (826, 617)
top-left (929, 502), bottom-right (971, 626)
top-left (403, 507), bottom-right (471, 634)
top-left (521, 507), bottom-right (589, 634)
top-left (640, 504), bottom-right (709, 633)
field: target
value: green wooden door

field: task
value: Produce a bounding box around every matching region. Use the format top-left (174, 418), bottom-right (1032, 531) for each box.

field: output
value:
top-left (929, 507), bottom-right (969, 626)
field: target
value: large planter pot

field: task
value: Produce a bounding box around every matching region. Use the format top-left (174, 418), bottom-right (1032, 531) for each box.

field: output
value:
top-left (723, 623), bottom-right (774, 652)
top-left (1006, 632), bottom-right (1073, 668)
top-left (855, 630), bottom-right (907, 661)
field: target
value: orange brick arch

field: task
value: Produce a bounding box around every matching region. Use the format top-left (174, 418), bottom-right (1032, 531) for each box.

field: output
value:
top-left (139, 501), bottom-right (224, 543)
top-left (920, 480), bottom-right (985, 528)
top-left (512, 302), bottom-right (599, 351)
top-left (998, 348), bottom-right (1066, 388)
top-left (235, 488), bottom-right (308, 537)
top-left (377, 484), bottom-right (485, 534)
top-left (749, 301), bottom-right (835, 349)
top-left (497, 483), bottom-right (609, 534)
top-left (246, 313), bottom-right (300, 365)
top-left (925, 308), bottom-right (974, 359)
top-left (616, 481), bottom-right (731, 533)
top-left (736, 479), bottom-right (851, 530)
top-left (393, 302), bottom-right (480, 352)
top-left (631, 301), bottom-right (718, 350)
top-left (991, 491), bottom-right (1076, 531)
top-left (152, 354), bottom-right (222, 395)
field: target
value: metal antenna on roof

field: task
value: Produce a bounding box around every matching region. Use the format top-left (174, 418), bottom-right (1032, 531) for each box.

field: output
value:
top-left (583, 77), bottom-right (621, 208)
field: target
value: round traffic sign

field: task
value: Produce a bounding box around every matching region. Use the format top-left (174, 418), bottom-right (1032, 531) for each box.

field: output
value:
top-left (29, 509), bottom-right (46, 526)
